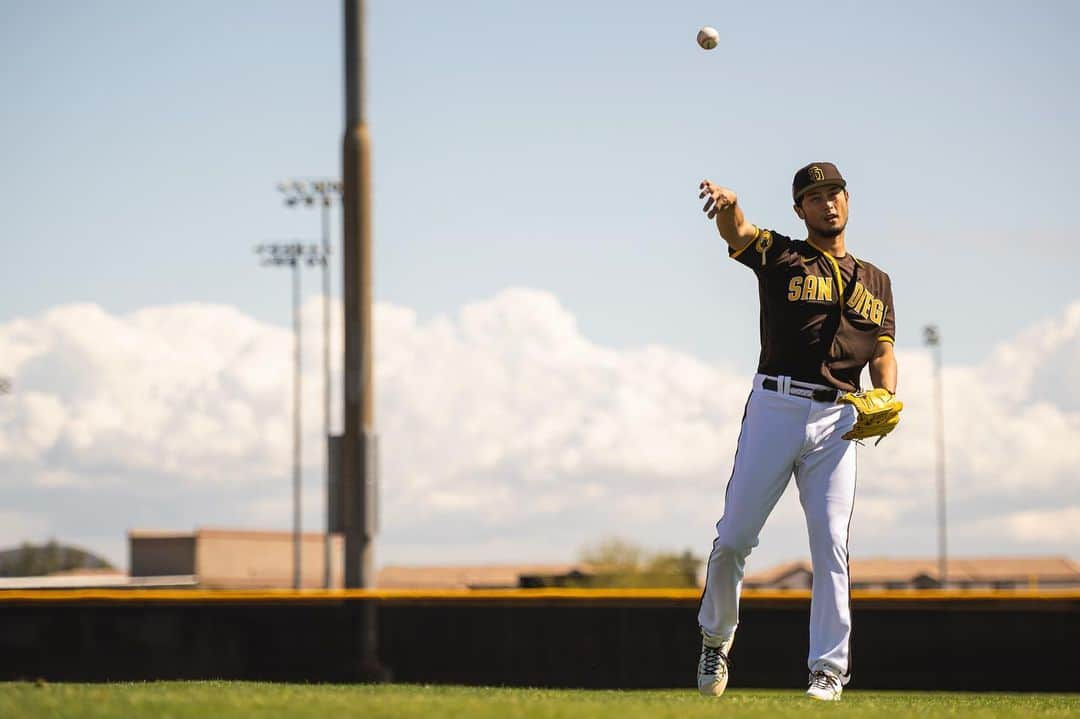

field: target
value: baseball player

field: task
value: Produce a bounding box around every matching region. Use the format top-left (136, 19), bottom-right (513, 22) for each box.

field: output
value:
top-left (695, 163), bottom-right (902, 701)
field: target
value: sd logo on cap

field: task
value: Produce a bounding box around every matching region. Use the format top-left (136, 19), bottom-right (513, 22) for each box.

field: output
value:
top-left (793, 162), bottom-right (846, 202)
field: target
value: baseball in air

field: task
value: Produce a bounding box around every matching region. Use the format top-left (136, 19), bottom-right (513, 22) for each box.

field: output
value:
top-left (697, 26), bottom-right (719, 50)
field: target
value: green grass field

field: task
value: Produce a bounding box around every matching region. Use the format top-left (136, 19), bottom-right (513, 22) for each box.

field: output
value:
top-left (1, 682), bottom-right (1077, 719)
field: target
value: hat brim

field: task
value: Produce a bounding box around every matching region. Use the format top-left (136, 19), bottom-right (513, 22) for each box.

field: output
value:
top-left (793, 179), bottom-right (847, 202)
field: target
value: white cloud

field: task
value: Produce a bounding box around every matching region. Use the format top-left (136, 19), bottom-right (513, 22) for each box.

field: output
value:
top-left (0, 510), bottom-right (50, 548)
top-left (1, 290), bottom-right (1078, 568)
top-left (1, 302), bottom-right (291, 488)
top-left (1001, 507), bottom-right (1080, 544)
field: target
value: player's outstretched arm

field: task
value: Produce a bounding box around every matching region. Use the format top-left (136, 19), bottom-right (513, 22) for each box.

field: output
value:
top-left (699, 180), bottom-right (759, 253)
top-left (869, 341), bottom-right (898, 394)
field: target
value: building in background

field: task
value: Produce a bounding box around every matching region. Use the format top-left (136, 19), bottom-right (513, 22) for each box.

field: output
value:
top-left (129, 528), bottom-right (344, 589)
top-left (376, 564), bottom-right (586, 590)
top-left (744, 557), bottom-right (1080, 591)
top-left (3, 531), bottom-right (1077, 591)
top-left (130, 530), bottom-right (586, 589)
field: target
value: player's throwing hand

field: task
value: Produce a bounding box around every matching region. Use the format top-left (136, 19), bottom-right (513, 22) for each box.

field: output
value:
top-left (699, 180), bottom-right (737, 219)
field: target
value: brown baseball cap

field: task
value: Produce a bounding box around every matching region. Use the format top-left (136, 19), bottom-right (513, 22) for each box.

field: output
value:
top-left (792, 162), bottom-right (846, 202)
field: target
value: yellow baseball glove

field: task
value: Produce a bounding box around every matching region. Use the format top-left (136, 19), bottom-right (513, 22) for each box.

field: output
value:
top-left (838, 388), bottom-right (903, 444)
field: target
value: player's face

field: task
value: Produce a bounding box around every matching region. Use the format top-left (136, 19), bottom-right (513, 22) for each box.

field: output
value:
top-left (795, 185), bottom-right (849, 238)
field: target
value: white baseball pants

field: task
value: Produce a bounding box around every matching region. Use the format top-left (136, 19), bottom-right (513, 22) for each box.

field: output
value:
top-left (698, 374), bottom-right (859, 680)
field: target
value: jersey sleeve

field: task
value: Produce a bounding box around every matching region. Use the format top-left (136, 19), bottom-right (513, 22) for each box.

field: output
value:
top-left (878, 274), bottom-right (896, 344)
top-left (729, 227), bottom-right (793, 273)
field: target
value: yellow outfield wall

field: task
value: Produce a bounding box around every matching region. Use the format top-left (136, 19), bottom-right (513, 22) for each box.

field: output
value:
top-left (2, 586), bottom-right (1078, 690)
top-left (2, 587), bottom-right (1079, 603)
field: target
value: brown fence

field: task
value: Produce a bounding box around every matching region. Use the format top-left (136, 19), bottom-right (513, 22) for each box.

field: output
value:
top-left (2, 589), bottom-right (1077, 691)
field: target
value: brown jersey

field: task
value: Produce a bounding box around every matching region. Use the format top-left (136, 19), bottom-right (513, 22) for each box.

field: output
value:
top-left (730, 228), bottom-right (895, 392)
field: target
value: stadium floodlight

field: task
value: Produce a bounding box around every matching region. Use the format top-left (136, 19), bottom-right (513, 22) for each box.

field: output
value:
top-left (256, 241), bottom-right (328, 590)
top-left (923, 325), bottom-right (947, 589)
top-left (276, 179), bottom-right (342, 589)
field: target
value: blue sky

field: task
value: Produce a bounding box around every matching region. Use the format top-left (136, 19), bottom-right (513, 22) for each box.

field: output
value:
top-left (2, 2), bottom-right (1079, 569)
top-left (4, 0), bottom-right (1079, 366)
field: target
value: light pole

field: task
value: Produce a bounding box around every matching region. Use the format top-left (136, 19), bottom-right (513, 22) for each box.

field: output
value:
top-left (344, 0), bottom-right (385, 681)
top-left (256, 242), bottom-right (327, 589)
top-left (343, 0), bottom-right (377, 591)
top-left (923, 325), bottom-right (947, 589)
top-left (277, 179), bottom-right (343, 589)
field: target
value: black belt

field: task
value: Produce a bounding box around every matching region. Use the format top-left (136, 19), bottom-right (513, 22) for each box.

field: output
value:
top-left (762, 377), bottom-right (840, 403)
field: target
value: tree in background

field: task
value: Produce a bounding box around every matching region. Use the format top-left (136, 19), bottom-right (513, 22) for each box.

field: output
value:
top-left (570, 537), bottom-right (702, 588)
top-left (0, 540), bottom-right (113, 577)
